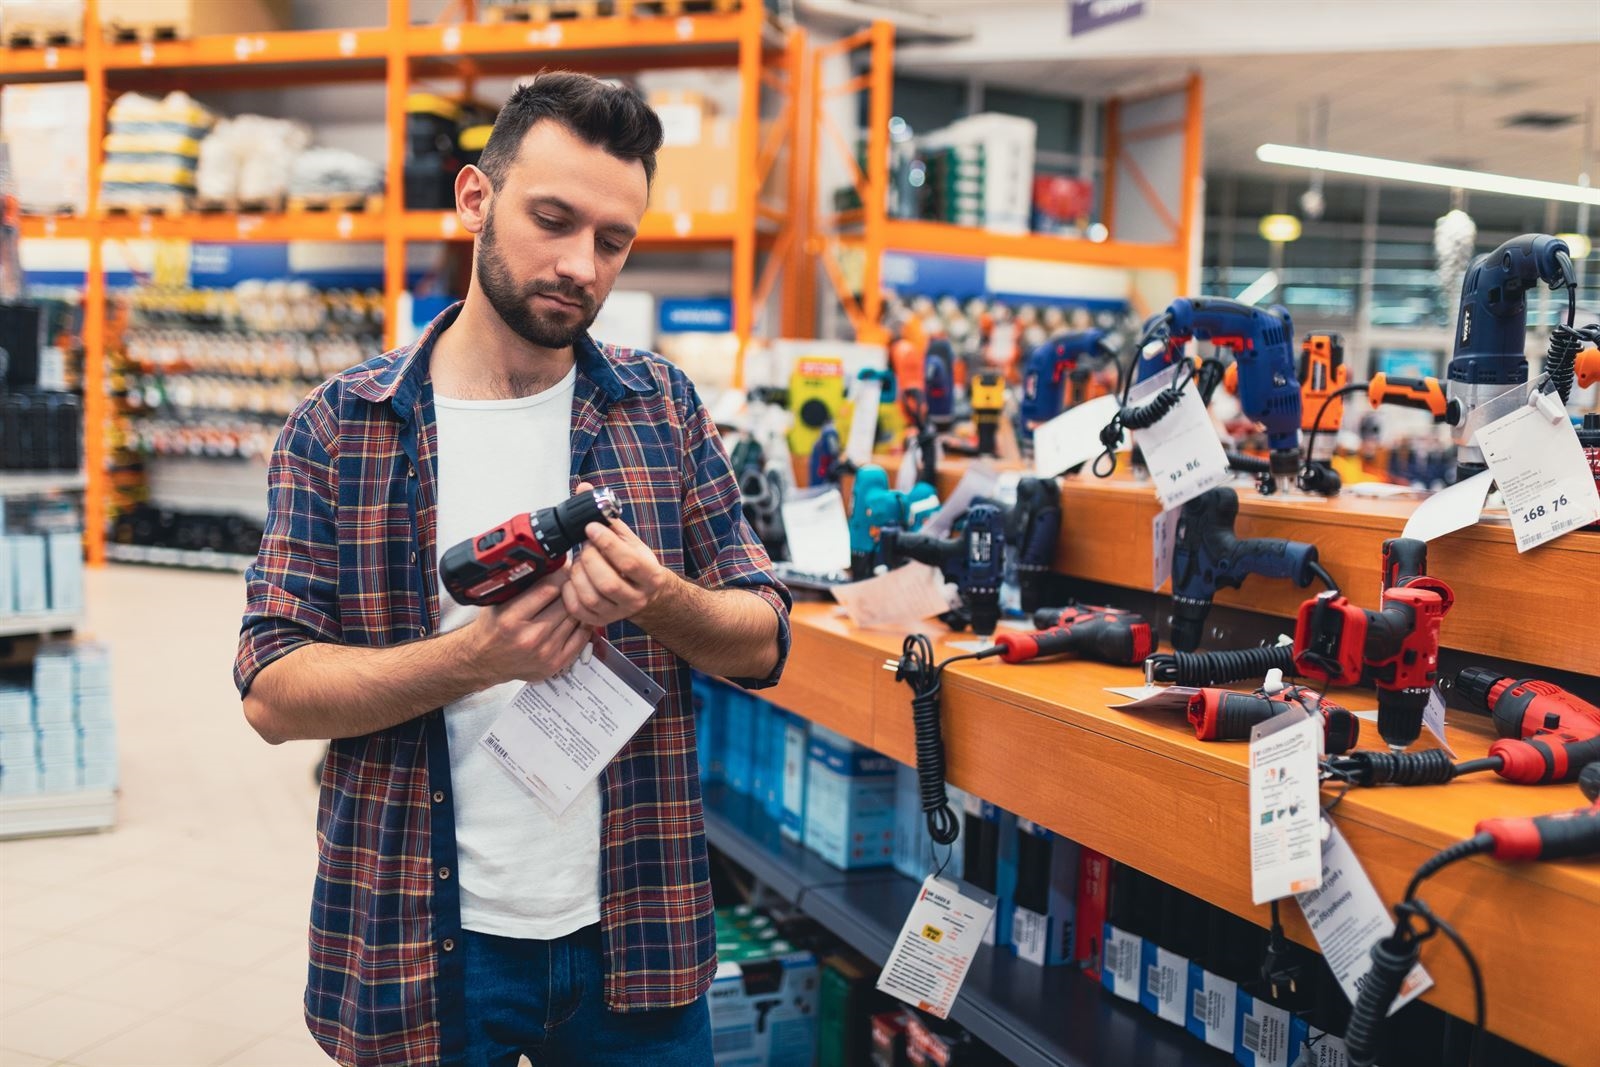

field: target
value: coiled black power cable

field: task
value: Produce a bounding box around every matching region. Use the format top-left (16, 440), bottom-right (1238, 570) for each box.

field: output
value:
top-left (1325, 749), bottom-right (1504, 787)
top-left (894, 634), bottom-right (996, 846)
top-left (1094, 358), bottom-right (1224, 478)
top-left (1146, 643), bottom-right (1298, 687)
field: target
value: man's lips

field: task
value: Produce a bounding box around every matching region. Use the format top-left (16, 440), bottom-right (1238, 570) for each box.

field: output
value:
top-left (535, 293), bottom-right (585, 312)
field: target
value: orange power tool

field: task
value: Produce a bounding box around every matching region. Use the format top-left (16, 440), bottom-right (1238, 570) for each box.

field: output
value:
top-left (1577, 347), bottom-right (1600, 390)
top-left (1298, 333), bottom-right (1349, 461)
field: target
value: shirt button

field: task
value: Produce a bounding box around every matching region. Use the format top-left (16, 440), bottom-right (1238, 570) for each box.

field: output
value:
top-left (433, 790), bottom-right (445, 803)
top-left (438, 867), bottom-right (451, 880)
top-left (442, 938), bottom-right (455, 953)
top-left (410, 551), bottom-right (418, 564)
top-left (407, 464), bottom-right (417, 478)
top-left (419, 626), bottom-right (429, 637)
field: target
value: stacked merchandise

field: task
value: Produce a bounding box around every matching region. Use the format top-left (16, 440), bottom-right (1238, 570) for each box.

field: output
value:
top-left (648, 88), bottom-right (739, 216)
top-left (99, 92), bottom-right (216, 213)
top-left (0, 392), bottom-right (82, 471)
top-left (404, 94), bottom-right (497, 211)
top-left (97, 0), bottom-right (285, 40)
top-left (0, 1), bottom-right (85, 46)
top-left (710, 904), bottom-right (820, 1067)
top-left (195, 115), bottom-right (312, 209)
top-left (0, 492), bottom-right (83, 619)
top-left (0, 82), bottom-right (90, 215)
top-left (0, 641), bottom-right (114, 798)
top-left (894, 114), bottom-right (1038, 235)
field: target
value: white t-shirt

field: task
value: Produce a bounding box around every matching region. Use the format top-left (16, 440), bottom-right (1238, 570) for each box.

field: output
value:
top-left (432, 366), bottom-right (602, 940)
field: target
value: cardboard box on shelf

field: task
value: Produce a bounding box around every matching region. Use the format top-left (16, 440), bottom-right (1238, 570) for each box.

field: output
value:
top-left (0, 1), bottom-right (84, 42)
top-left (708, 950), bottom-right (820, 1067)
top-left (98, 0), bottom-right (288, 38)
top-left (651, 115), bottom-right (738, 217)
top-left (803, 725), bottom-right (896, 870)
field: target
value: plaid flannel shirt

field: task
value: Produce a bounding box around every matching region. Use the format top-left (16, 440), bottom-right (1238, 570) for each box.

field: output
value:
top-left (234, 303), bottom-right (791, 1067)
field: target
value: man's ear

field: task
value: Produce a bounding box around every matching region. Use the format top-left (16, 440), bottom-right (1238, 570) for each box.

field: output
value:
top-left (456, 164), bottom-right (492, 234)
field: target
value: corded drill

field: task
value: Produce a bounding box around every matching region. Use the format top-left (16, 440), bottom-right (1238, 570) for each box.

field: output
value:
top-left (442, 488), bottom-right (620, 606)
top-left (1018, 602), bottom-right (1156, 665)
top-left (881, 502), bottom-right (1005, 637)
top-left (1005, 476), bottom-right (1061, 614)
top-left (848, 464), bottom-right (938, 580)
top-left (1169, 486), bottom-right (1332, 652)
top-left (1293, 538), bottom-right (1454, 753)
top-left (1447, 233), bottom-right (1576, 478)
top-left (1020, 329), bottom-right (1116, 436)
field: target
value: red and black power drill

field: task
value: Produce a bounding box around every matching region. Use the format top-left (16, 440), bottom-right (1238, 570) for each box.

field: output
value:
top-left (1185, 685), bottom-right (1361, 754)
top-left (441, 488), bottom-right (621, 606)
top-left (985, 603), bottom-right (1156, 666)
top-left (1293, 537), bottom-right (1454, 752)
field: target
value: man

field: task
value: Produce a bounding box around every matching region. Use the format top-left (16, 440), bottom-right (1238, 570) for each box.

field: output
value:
top-left (235, 72), bottom-right (790, 1067)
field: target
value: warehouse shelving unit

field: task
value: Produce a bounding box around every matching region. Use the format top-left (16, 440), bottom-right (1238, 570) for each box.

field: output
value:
top-left (809, 22), bottom-right (1202, 342)
top-left (3, 0), bottom-right (810, 564)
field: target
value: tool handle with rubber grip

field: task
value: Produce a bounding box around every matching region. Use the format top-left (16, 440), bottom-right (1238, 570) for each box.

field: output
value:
top-left (1226, 537), bottom-right (1318, 585)
top-left (1493, 734), bottom-right (1600, 784)
top-left (1381, 538), bottom-right (1427, 589)
top-left (1368, 374), bottom-right (1451, 420)
top-left (1477, 804), bottom-right (1600, 862)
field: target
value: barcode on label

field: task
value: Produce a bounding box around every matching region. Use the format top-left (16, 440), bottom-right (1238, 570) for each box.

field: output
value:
top-left (1103, 941), bottom-right (1119, 975)
top-left (1146, 965), bottom-right (1161, 997)
top-left (1192, 990), bottom-right (1206, 1022)
top-left (1243, 1015), bottom-right (1263, 1054)
top-left (485, 735), bottom-right (509, 760)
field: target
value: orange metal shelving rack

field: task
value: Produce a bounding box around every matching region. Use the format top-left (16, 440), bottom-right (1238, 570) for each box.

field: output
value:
top-left (2, 0), bottom-right (808, 565)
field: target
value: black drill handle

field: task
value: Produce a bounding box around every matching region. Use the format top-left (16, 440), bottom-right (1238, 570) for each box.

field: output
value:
top-left (1381, 537), bottom-right (1427, 589)
top-left (1582, 762), bottom-right (1600, 802)
top-left (1478, 804), bottom-right (1600, 862)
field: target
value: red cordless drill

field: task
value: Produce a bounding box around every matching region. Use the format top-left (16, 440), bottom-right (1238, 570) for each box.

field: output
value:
top-left (1455, 669), bottom-right (1600, 785)
top-left (990, 603), bottom-right (1156, 666)
top-left (441, 488), bottom-right (621, 606)
top-left (1293, 537), bottom-right (1454, 752)
top-left (1185, 685), bottom-right (1361, 754)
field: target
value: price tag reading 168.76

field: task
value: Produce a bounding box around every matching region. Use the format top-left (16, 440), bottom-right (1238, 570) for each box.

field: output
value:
top-left (1475, 402), bottom-right (1600, 552)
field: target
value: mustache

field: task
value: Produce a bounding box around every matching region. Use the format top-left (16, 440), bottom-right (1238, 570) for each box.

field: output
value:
top-left (527, 279), bottom-right (595, 312)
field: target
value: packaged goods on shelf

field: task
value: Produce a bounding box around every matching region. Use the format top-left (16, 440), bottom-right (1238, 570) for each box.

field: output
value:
top-left (109, 503), bottom-right (262, 559)
top-left (287, 147), bottom-right (385, 200)
top-left (0, 641), bottom-right (115, 798)
top-left (648, 88), bottom-right (738, 216)
top-left (195, 115), bottom-right (312, 205)
top-left (912, 113), bottom-right (1038, 234)
top-left (0, 1), bottom-right (84, 44)
top-left (100, 92), bottom-right (215, 210)
top-left (1030, 174), bottom-right (1094, 236)
top-left (0, 83), bottom-right (90, 214)
top-left (404, 94), bottom-right (496, 211)
top-left (803, 724), bottom-right (895, 870)
top-left (0, 392), bottom-right (82, 471)
top-left (98, 0), bottom-right (286, 40)
top-left (709, 942), bottom-right (820, 1067)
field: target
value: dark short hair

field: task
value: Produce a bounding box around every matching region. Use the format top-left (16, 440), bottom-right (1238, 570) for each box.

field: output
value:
top-left (477, 71), bottom-right (663, 188)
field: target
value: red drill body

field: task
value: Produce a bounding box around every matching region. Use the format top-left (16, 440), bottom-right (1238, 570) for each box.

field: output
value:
top-left (1000, 604), bottom-right (1155, 666)
top-left (441, 488), bottom-right (620, 606)
top-left (1185, 686), bottom-right (1361, 754)
top-left (1456, 670), bottom-right (1600, 785)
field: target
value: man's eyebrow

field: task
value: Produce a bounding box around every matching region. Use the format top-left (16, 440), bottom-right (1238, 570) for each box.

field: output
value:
top-left (528, 195), bottom-right (635, 240)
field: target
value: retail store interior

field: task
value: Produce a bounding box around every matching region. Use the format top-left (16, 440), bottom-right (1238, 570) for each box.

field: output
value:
top-left (1, 1), bottom-right (1598, 1066)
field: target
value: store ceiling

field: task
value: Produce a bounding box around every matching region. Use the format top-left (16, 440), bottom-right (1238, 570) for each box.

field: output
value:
top-left (893, 43), bottom-right (1600, 186)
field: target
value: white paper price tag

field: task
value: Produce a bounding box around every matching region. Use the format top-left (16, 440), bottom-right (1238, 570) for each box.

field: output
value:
top-left (780, 488), bottom-right (851, 574)
top-left (1475, 401), bottom-right (1600, 551)
top-left (1401, 469), bottom-right (1492, 543)
top-left (1152, 506), bottom-right (1179, 591)
top-left (1127, 365), bottom-right (1231, 509)
top-left (845, 378), bottom-right (883, 468)
top-left (921, 460), bottom-right (998, 538)
top-left (1249, 709), bottom-right (1323, 903)
top-left (1032, 393), bottom-right (1121, 477)
top-left (1106, 686), bottom-right (1200, 712)
top-left (1294, 820), bottom-right (1432, 1014)
top-left (876, 876), bottom-right (995, 1019)
top-left (831, 562), bottom-right (951, 630)
top-left (1421, 686), bottom-right (1455, 757)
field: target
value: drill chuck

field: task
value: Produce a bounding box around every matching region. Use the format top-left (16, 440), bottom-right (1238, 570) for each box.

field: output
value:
top-left (1452, 666), bottom-right (1504, 714)
top-left (1377, 687), bottom-right (1430, 752)
top-left (541, 487), bottom-right (620, 557)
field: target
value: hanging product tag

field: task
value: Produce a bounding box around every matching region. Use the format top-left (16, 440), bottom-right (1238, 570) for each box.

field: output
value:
top-left (1033, 393), bottom-right (1121, 477)
top-left (921, 460), bottom-right (999, 538)
top-left (780, 487), bottom-right (851, 574)
top-left (1248, 708), bottom-right (1323, 903)
top-left (1473, 386), bottom-right (1600, 552)
top-left (1400, 469), bottom-right (1493, 543)
top-left (1294, 819), bottom-right (1433, 1013)
top-left (831, 562), bottom-right (952, 630)
top-left (845, 377), bottom-right (884, 468)
top-left (1126, 364), bottom-right (1232, 509)
top-left (1421, 686), bottom-right (1456, 756)
top-left (1152, 506), bottom-right (1180, 591)
top-left (480, 637), bottom-right (666, 816)
top-left (876, 875), bottom-right (996, 1019)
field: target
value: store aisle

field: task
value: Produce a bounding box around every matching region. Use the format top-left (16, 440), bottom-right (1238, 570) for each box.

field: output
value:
top-left (1, 565), bottom-right (332, 1067)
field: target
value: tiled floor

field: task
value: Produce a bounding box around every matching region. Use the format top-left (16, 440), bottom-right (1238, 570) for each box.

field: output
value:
top-left (1, 566), bottom-right (333, 1066)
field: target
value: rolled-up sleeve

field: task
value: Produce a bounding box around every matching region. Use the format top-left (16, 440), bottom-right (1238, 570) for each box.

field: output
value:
top-left (677, 379), bottom-right (791, 690)
top-left (234, 392), bottom-right (342, 696)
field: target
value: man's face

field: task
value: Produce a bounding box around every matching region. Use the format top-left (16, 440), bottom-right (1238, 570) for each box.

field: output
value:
top-left (473, 120), bottom-right (649, 349)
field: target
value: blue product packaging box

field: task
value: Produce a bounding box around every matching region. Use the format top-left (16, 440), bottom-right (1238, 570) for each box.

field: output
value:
top-left (892, 762), bottom-right (927, 882)
top-left (724, 690), bottom-right (754, 795)
top-left (38, 762), bottom-right (79, 792)
top-left (73, 642), bottom-right (113, 693)
top-left (0, 535), bottom-right (12, 614)
top-left (46, 531), bottom-right (83, 614)
top-left (36, 726), bottom-right (78, 765)
top-left (1100, 922), bottom-right (1144, 1003)
top-left (1139, 934), bottom-right (1191, 1026)
top-left (75, 689), bottom-right (114, 727)
top-left (762, 708), bottom-right (787, 822)
top-left (708, 951), bottom-right (820, 1067)
top-left (79, 723), bottom-right (116, 764)
top-left (779, 713), bottom-right (808, 842)
top-left (1187, 964), bottom-right (1239, 1054)
top-left (961, 794), bottom-right (1016, 947)
top-left (0, 725), bottom-right (38, 765)
top-left (0, 684), bottom-right (32, 729)
top-left (0, 762), bottom-right (41, 795)
top-left (31, 696), bottom-right (74, 727)
top-left (802, 724), bottom-right (895, 870)
top-left (11, 535), bottom-right (47, 614)
top-left (1234, 990), bottom-right (1294, 1067)
top-left (31, 645), bottom-right (74, 698)
top-left (749, 701), bottom-right (773, 808)
top-left (81, 759), bottom-right (118, 791)
top-left (1011, 819), bottom-right (1079, 967)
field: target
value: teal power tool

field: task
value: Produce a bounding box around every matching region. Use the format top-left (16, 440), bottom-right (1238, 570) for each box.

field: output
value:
top-left (1020, 329), bottom-right (1116, 436)
top-left (882, 502), bottom-right (1006, 637)
top-left (1170, 486), bottom-right (1334, 652)
top-left (1448, 234), bottom-right (1577, 478)
top-left (847, 464), bottom-right (938, 580)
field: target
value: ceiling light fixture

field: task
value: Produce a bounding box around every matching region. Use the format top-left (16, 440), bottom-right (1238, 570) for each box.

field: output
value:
top-left (1558, 232), bottom-right (1593, 259)
top-left (1256, 144), bottom-right (1600, 206)
top-left (1258, 214), bottom-right (1302, 243)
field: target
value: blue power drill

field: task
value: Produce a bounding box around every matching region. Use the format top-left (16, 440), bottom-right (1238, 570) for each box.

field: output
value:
top-left (1002, 477), bottom-right (1061, 614)
top-left (1169, 486), bottom-right (1332, 652)
top-left (1448, 234), bottom-right (1576, 478)
top-left (882, 502), bottom-right (1006, 637)
top-left (1020, 329), bottom-right (1116, 437)
top-left (848, 464), bottom-right (938, 580)
top-left (1167, 297), bottom-right (1302, 486)
top-left (924, 340), bottom-right (956, 429)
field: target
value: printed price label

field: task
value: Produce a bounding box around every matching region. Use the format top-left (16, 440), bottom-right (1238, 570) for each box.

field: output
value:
top-left (1248, 709), bottom-right (1322, 903)
top-left (1422, 686), bottom-right (1455, 757)
top-left (1475, 396), bottom-right (1600, 552)
top-left (1100, 924), bottom-right (1143, 1002)
top-left (1033, 393), bottom-right (1121, 477)
top-left (845, 378), bottom-right (883, 467)
top-left (779, 488), bottom-right (851, 574)
top-left (876, 876), bottom-right (995, 1019)
top-left (1152, 506), bottom-right (1179, 591)
top-left (1187, 965), bottom-right (1237, 1053)
top-left (831, 562), bottom-right (952, 630)
top-left (1126, 364), bottom-right (1231, 509)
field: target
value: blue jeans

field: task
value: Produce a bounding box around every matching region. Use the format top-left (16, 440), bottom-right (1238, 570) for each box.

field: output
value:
top-left (458, 924), bottom-right (713, 1067)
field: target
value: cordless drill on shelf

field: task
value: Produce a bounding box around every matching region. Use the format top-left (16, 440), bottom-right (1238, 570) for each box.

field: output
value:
top-left (1020, 329), bottom-right (1116, 439)
top-left (848, 464), bottom-right (938, 581)
top-left (1293, 538), bottom-right (1454, 752)
top-left (881, 502), bottom-right (1005, 637)
top-left (1169, 486), bottom-right (1331, 652)
top-left (441, 488), bottom-right (620, 606)
top-left (990, 602), bottom-right (1157, 666)
top-left (1005, 477), bottom-right (1061, 614)
top-left (1184, 685), bottom-right (1361, 754)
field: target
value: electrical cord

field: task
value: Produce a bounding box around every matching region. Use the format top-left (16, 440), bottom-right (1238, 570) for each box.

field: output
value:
top-left (1297, 381), bottom-right (1369, 491)
top-left (1146, 642), bottom-right (1299, 687)
top-left (894, 635), bottom-right (1001, 846)
top-left (1093, 357), bottom-right (1225, 478)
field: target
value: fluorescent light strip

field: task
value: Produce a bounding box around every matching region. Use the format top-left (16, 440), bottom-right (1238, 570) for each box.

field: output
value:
top-left (1235, 270), bottom-right (1279, 306)
top-left (1256, 144), bottom-right (1600, 206)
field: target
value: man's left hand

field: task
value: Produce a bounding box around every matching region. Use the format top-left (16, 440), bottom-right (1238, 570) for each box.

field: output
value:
top-left (563, 481), bottom-right (675, 629)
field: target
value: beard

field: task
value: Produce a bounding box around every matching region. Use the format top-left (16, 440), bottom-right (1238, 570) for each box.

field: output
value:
top-left (475, 205), bottom-right (601, 349)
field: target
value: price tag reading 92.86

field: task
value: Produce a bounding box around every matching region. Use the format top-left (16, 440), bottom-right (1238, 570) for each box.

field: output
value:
top-left (1125, 364), bottom-right (1231, 510)
top-left (1475, 401), bottom-right (1600, 552)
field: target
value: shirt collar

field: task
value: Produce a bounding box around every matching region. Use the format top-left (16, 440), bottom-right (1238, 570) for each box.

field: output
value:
top-left (346, 300), bottom-right (658, 418)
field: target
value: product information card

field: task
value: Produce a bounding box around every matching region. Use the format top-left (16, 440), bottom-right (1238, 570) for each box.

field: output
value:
top-left (1248, 709), bottom-right (1322, 903)
top-left (877, 876), bottom-right (995, 1019)
top-left (1126, 363), bottom-right (1232, 509)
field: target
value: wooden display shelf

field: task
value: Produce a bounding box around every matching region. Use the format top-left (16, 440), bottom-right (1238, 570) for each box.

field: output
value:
top-left (102, 27), bottom-right (389, 72)
top-left (765, 602), bottom-right (1599, 1065)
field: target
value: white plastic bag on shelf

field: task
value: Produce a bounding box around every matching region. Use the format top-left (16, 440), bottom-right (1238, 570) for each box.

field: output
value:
top-left (287, 147), bottom-right (384, 196)
top-left (195, 119), bottom-right (240, 200)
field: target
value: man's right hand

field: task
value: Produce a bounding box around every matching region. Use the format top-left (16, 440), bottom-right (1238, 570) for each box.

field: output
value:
top-left (464, 571), bottom-right (592, 687)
